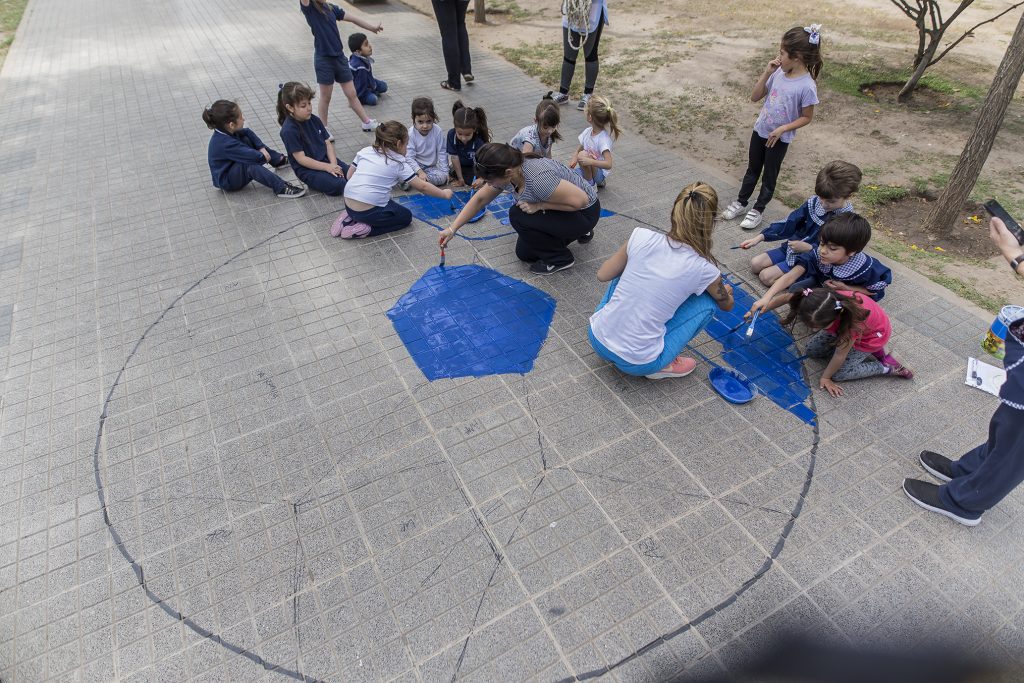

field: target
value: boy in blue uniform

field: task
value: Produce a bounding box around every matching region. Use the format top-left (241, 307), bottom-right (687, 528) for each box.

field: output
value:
top-left (348, 33), bottom-right (388, 106)
top-left (203, 100), bottom-right (305, 198)
top-left (748, 213), bottom-right (892, 317)
top-left (741, 160), bottom-right (861, 285)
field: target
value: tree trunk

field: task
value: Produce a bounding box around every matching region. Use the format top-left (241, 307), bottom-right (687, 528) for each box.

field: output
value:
top-left (474, 0), bottom-right (486, 23)
top-left (899, 36), bottom-right (940, 101)
top-left (922, 10), bottom-right (1024, 237)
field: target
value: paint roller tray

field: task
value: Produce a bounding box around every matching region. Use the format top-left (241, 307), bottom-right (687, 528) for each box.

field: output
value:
top-left (709, 367), bottom-right (757, 404)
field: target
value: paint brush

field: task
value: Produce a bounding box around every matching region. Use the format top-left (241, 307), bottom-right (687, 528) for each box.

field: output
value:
top-left (439, 245), bottom-right (446, 268)
top-left (745, 310), bottom-right (761, 338)
top-left (729, 245), bottom-right (743, 249)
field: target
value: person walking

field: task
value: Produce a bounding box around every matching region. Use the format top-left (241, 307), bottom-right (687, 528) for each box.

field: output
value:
top-left (432, 0), bottom-right (474, 92)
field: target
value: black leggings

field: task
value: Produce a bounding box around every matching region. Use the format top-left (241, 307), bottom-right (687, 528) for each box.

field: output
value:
top-left (431, 0), bottom-right (472, 90)
top-left (559, 14), bottom-right (604, 95)
top-left (737, 130), bottom-right (789, 213)
top-left (509, 200), bottom-right (601, 266)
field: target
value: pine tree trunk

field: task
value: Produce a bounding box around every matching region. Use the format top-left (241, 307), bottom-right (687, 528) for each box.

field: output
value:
top-left (922, 10), bottom-right (1024, 237)
top-left (474, 0), bottom-right (486, 23)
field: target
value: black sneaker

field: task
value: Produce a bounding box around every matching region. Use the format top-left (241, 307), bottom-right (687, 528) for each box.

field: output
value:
top-left (530, 259), bottom-right (574, 275)
top-left (577, 231), bottom-right (594, 244)
top-left (271, 157), bottom-right (289, 169)
top-left (902, 479), bottom-right (981, 526)
top-left (277, 183), bottom-right (307, 198)
top-left (919, 450), bottom-right (954, 483)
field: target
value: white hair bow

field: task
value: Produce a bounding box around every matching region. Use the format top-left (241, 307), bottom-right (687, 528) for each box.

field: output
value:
top-left (804, 23), bottom-right (822, 45)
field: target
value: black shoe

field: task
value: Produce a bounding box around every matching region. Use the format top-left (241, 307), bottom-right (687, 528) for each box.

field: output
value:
top-left (919, 450), bottom-right (954, 483)
top-left (277, 183), bottom-right (307, 198)
top-left (577, 231), bottom-right (594, 244)
top-left (902, 479), bottom-right (981, 526)
top-left (530, 259), bottom-right (574, 275)
top-left (271, 157), bottom-right (288, 169)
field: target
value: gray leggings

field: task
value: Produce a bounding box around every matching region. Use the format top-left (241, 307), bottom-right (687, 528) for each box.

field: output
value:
top-left (559, 16), bottom-right (604, 95)
top-left (805, 330), bottom-right (886, 381)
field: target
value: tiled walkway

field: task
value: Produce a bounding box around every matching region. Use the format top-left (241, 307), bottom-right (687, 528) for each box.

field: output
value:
top-left (1, 0), bottom-right (1021, 680)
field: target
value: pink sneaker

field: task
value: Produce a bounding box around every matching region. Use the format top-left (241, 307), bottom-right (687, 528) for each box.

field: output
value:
top-left (331, 211), bottom-right (371, 239)
top-left (645, 355), bottom-right (697, 380)
top-left (330, 211), bottom-right (348, 237)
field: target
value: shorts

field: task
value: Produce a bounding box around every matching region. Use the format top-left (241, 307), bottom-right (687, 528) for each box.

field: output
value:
top-left (574, 165), bottom-right (607, 187)
top-left (314, 54), bottom-right (353, 85)
top-left (765, 246), bottom-right (793, 273)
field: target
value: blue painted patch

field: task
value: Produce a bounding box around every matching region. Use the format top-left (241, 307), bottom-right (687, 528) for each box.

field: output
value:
top-left (396, 190), bottom-right (616, 239)
top-left (387, 265), bottom-right (556, 380)
top-left (699, 278), bottom-right (815, 425)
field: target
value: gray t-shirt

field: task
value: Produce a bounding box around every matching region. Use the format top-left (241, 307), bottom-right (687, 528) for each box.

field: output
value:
top-left (753, 68), bottom-right (819, 144)
top-left (511, 157), bottom-right (598, 208)
top-left (509, 125), bottom-right (553, 158)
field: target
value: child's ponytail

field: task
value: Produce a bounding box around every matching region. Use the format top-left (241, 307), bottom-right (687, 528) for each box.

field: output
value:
top-left (202, 100), bottom-right (240, 132)
top-left (782, 288), bottom-right (867, 348)
top-left (452, 100), bottom-right (491, 143)
top-left (535, 96), bottom-right (563, 142)
top-left (782, 25), bottom-right (823, 80)
top-left (586, 95), bottom-right (622, 140)
top-left (373, 120), bottom-right (409, 163)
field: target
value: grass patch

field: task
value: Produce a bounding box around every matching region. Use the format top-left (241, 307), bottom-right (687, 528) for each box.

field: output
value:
top-left (821, 61), bottom-right (986, 101)
top-left (0, 0), bottom-right (28, 69)
top-left (859, 183), bottom-right (909, 208)
top-left (474, 0), bottom-right (530, 20)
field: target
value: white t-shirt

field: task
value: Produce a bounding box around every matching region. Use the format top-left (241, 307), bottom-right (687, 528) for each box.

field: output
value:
top-left (589, 227), bottom-right (721, 365)
top-left (406, 123), bottom-right (448, 172)
top-left (344, 146), bottom-right (417, 207)
top-left (578, 126), bottom-right (613, 177)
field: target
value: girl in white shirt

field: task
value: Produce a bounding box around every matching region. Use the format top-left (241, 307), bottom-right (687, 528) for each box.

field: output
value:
top-left (406, 97), bottom-right (449, 186)
top-left (589, 182), bottom-right (735, 379)
top-left (570, 95), bottom-right (621, 188)
top-left (339, 121), bottom-right (452, 238)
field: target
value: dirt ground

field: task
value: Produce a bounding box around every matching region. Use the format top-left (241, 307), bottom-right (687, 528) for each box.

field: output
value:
top-left (398, 0), bottom-right (1024, 311)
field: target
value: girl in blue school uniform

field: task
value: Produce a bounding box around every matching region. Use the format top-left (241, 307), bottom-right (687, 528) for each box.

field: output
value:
top-left (203, 100), bottom-right (306, 198)
top-left (277, 82), bottom-right (349, 196)
top-left (447, 100), bottom-right (490, 187)
top-left (299, 0), bottom-right (384, 134)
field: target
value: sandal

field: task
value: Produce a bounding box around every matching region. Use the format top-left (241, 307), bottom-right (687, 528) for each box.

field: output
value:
top-left (440, 80), bottom-right (461, 92)
top-left (463, 73), bottom-right (475, 83)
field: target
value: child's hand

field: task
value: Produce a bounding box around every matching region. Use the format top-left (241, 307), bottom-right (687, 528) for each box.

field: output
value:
top-left (471, 178), bottom-right (485, 190)
top-left (569, 153), bottom-right (579, 169)
top-left (745, 297), bottom-right (769, 319)
top-left (823, 279), bottom-right (841, 290)
top-left (820, 377), bottom-right (843, 397)
top-left (261, 149), bottom-right (272, 163)
top-left (439, 228), bottom-right (456, 247)
top-left (787, 240), bottom-right (812, 253)
top-left (516, 201), bottom-right (540, 214)
top-left (766, 127), bottom-right (785, 148)
top-left (740, 236), bottom-right (763, 249)
top-left (370, 22), bottom-right (383, 34)
top-left (328, 164), bottom-right (344, 177)
top-left (451, 178), bottom-right (465, 188)
top-left (766, 54), bottom-right (782, 73)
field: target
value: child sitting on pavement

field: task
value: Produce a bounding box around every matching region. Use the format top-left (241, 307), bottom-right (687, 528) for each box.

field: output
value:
top-left (348, 33), bottom-right (388, 106)
top-left (748, 213), bottom-right (892, 319)
top-left (741, 160), bottom-right (861, 285)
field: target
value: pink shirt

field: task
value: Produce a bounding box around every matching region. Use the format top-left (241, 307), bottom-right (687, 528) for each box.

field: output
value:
top-left (827, 291), bottom-right (891, 353)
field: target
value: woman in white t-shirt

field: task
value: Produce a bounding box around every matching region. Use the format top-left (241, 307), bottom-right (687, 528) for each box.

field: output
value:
top-left (338, 121), bottom-right (452, 239)
top-left (589, 182), bottom-right (735, 379)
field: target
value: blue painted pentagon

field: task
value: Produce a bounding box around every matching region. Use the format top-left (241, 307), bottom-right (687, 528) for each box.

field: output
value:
top-left (387, 265), bottom-right (556, 380)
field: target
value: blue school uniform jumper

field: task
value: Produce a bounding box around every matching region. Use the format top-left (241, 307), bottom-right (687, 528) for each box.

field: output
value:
top-left (937, 316), bottom-right (1024, 521)
top-left (446, 129), bottom-right (485, 182)
top-left (791, 249), bottom-right (892, 301)
top-left (280, 115), bottom-right (349, 195)
top-left (761, 195), bottom-right (854, 272)
top-left (301, 1), bottom-right (354, 85)
top-left (207, 129), bottom-right (288, 194)
top-left (349, 53), bottom-right (387, 105)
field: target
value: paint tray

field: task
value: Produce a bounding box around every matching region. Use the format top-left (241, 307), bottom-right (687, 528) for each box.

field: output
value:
top-left (709, 367), bottom-right (756, 404)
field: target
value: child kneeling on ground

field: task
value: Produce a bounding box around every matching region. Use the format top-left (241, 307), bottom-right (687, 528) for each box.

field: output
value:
top-left (588, 182), bottom-right (735, 379)
top-left (782, 287), bottom-right (912, 397)
top-left (338, 121), bottom-right (452, 238)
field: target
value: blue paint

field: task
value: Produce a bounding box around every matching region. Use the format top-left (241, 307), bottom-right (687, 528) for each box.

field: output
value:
top-left (699, 277), bottom-right (816, 425)
top-left (387, 265), bottom-right (556, 381)
top-left (396, 190), bottom-right (616, 238)
top-left (709, 367), bottom-right (756, 404)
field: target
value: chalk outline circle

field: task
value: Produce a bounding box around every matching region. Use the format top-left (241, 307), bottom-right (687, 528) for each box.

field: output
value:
top-left (91, 210), bottom-right (817, 682)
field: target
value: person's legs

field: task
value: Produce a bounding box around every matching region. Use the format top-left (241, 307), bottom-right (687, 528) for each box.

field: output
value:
top-left (431, 0), bottom-right (462, 89)
top-left (757, 265), bottom-right (786, 286)
top-left (649, 294), bottom-right (717, 369)
top-left (582, 18), bottom-right (604, 95)
top-left (222, 164), bottom-right (287, 193)
top-left (753, 140), bottom-right (790, 213)
top-left (347, 200), bottom-right (413, 235)
top-left (338, 79), bottom-right (370, 124)
top-left (296, 169), bottom-right (347, 196)
top-left (422, 166), bottom-right (449, 186)
top-left (830, 348), bottom-right (887, 381)
top-left (559, 26), bottom-right (581, 94)
top-left (803, 330), bottom-right (836, 359)
top-left (736, 130), bottom-right (767, 206)
top-left (454, 0), bottom-right (472, 75)
top-left (374, 79), bottom-right (388, 95)
top-left (317, 83), bottom-right (334, 127)
top-left (939, 404), bottom-right (1024, 516)
top-left (361, 92), bottom-right (379, 107)
top-left (509, 202), bottom-right (599, 266)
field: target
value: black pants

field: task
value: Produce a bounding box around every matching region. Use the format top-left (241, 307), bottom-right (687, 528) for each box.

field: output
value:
top-left (737, 130), bottom-right (789, 213)
top-left (509, 200), bottom-right (600, 266)
top-left (431, 0), bottom-right (472, 89)
top-left (559, 16), bottom-right (604, 95)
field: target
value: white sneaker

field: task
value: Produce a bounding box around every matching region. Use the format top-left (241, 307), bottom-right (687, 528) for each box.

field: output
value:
top-left (577, 93), bottom-right (591, 111)
top-left (361, 119), bottom-right (379, 132)
top-left (721, 200), bottom-right (745, 220)
top-left (740, 209), bottom-right (763, 230)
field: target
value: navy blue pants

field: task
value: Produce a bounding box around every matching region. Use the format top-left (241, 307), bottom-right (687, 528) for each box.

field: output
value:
top-left (296, 162), bottom-right (349, 197)
top-left (359, 80), bottom-right (388, 106)
top-left (940, 320), bottom-right (1024, 516)
top-left (346, 199), bottom-right (412, 235)
top-left (221, 163), bottom-right (286, 193)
